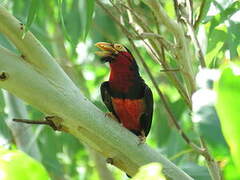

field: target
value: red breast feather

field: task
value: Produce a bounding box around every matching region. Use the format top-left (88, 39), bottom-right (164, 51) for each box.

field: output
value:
top-left (112, 98), bottom-right (145, 130)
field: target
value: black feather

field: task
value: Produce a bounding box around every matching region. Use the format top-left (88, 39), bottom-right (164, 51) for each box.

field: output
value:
top-left (100, 81), bottom-right (119, 121)
top-left (140, 84), bottom-right (153, 136)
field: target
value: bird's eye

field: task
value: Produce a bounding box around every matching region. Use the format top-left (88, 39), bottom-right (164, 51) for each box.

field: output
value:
top-left (114, 44), bottom-right (126, 52)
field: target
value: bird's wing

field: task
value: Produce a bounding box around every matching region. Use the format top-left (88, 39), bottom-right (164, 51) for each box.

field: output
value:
top-left (140, 84), bottom-right (153, 136)
top-left (100, 81), bottom-right (118, 117)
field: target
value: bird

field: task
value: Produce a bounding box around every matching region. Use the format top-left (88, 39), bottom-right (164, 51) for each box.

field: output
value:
top-left (95, 42), bottom-right (153, 143)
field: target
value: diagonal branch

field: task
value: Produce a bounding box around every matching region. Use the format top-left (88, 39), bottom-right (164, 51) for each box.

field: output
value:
top-left (0, 6), bottom-right (193, 179)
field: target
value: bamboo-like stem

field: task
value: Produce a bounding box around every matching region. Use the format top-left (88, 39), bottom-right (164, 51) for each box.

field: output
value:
top-left (185, 19), bottom-right (206, 68)
top-left (144, 0), bottom-right (196, 96)
top-left (138, 32), bottom-right (192, 107)
top-left (88, 148), bottom-right (115, 180)
top-left (194, 0), bottom-right (207, 30)
top-left (0, 6), bottom-right (193, 179)
top-left (2, 91), bottom-right (42, 161)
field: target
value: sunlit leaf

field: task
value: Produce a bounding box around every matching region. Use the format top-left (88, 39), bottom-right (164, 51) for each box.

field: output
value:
top-left (194, 0), bottom-right (213, 29)
top-left (58, 0), bottom-right (73, 45)
top-left (23, 0), bottom-right (39, 37)
top-left (204, 1), bottom-right (240, 31)
top-left (192, 69), bottom-right (228, 156)
top-left (227, 22), bottom-right (240, 59)
top-left (205, 25), bottom-right (227, 66)
top-left (215, 63), bottom-right (240, 174)
top-left (78, 0), bottom-right (95, 41)
top-left (84, 0), bottom-right (95, 40)
top-left (133, 163), bottom-right (166, 180)
top-left (0, 148), bottom-right (50, 180)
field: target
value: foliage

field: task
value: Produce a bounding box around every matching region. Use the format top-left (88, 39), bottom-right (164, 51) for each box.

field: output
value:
top-left (215, 64), bottom-right (240, 176)
top-left (0, 148), bottom-right (50, 180)
top-left (132, 163), bottom-right (166, 180)
top-left (0, 0), bottom-right (239, 179)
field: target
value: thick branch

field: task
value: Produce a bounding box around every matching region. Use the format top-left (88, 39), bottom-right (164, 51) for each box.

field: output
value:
top-left (0, 6), bottom-right (73, 90)
top-left (0, 6), bottom-right (193, 179)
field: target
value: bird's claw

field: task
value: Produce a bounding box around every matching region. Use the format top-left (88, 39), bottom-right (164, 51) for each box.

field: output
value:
top-left (106, 158), bottom-right (114, 164)
top-left (137, 131), bottom-right (146, 145)
top-left (105, 112), bottom-right (118, 122)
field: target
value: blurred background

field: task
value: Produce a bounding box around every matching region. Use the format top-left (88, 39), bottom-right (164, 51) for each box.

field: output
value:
top-left (0, 0), bottom-right (239, 179)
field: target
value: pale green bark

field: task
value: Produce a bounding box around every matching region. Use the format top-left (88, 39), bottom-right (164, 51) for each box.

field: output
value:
top-left (0, 6), bottom-right (193, 179)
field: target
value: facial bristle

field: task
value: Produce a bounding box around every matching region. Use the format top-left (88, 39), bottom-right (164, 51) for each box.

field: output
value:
top-left (100, 56), bottom-right (115, 63)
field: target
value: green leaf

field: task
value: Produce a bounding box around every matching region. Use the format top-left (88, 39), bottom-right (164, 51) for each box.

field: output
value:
top-left (205, 25), bottom-right (227, 66)
top-left (204, 1), bottom-right (240, 32)
top-left (194, 0), bottom-right (214, 29)
top-left (0, 148), bottom-right (50, 180)
top-left (79, 0), bottom-right (95, 41)
top-left (181, 163), bottom-right (211, 180)
top-left (226, 22), bottom-right (240, 59)
top-left (84, 0), bottom-right (95, 40)
top-left (192, 69), bottom-right (228, 156)
top-left (58, 0), bottom-right (74, 45)
top-left (0, 90), bottom-right (12, 142)
top-left (23, 0), bottom-right (39, 37)
top-left (215, 64), bottom-right (240, 174)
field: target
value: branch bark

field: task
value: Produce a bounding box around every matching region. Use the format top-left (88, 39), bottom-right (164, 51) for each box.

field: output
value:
top-left (0, 6), bottom-right (193, 179)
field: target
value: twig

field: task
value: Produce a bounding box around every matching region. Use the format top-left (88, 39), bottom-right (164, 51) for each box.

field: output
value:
top-left (139, 32), bottom-right (176, 55)
top-left (186, 0), bottom-right (194, 25)
top-left (194, 0), bottom-right (207, 30)
top-left (173, 0), bottom-right (181, 21)
top-left (13, 117), bottom-right (58, 130)
top-left (200, 137), bottom-right (221, 180)
top-left (149, 0), bottom-right (196, 93)
top-left (160, 68), bottom-right (180, 72)
top-left (169, 149), bottom-right (194, 161)
top-left (181, 14), bottom-right (206, 67)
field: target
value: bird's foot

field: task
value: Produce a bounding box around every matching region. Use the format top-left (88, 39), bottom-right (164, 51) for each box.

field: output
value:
top-left (105, 112), bottom-right (118, 122)
top-left (137, 131), bottom-right (146, 145)
top-left (106, 157), bottom-right (114, 164)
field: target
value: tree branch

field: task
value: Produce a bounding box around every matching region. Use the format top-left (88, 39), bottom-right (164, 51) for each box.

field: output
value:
top-left (0, 6), bottom-right (192, 179)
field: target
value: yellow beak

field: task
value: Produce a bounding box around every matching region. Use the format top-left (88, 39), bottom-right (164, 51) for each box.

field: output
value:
top-left (95, 42), bottom-right (118, 57)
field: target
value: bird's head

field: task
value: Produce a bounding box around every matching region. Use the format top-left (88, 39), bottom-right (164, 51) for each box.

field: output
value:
top-left (95, 42), bottom-right (133, 64)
